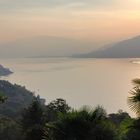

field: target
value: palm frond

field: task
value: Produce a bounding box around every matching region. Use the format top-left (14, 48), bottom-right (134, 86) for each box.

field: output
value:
top-left (128, 86), bottom-right (140, 116)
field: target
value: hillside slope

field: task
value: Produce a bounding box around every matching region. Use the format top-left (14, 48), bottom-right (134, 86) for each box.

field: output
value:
top-left (0, 36), bottom-right (93, 58)
top-left (0, 80), bottom-right (45, 118)
top-left (77, 35), bottom-right (140, 58)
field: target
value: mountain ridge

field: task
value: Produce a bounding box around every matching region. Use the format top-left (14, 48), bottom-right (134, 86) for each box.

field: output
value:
top-left (0, 36), bottom-right (94, 58)
top-left (76, 35), bottom-right (140, 58)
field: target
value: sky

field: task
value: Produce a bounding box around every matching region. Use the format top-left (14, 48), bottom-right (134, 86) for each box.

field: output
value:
top-left (0, 0), bottom-right (140, 47)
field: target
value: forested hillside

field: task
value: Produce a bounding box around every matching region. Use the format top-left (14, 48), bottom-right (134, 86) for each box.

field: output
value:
top-left (0, 80), bottom-right (45, 118)
top-left (0, 80), bottom-right (140, 140)
top-left (76, 35), bottom-right (140, 58)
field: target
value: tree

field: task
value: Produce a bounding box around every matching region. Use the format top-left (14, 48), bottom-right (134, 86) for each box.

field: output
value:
top-left (108, 110), bottom-right (131, 127)
top-left (0, 117), bottom-right (23, 140)
top-left (46, 98), bottom-right (71, 122)
top-left (128, 79), bottom-right (140, 116)
top-left (20, 99), bottom-right (46, 140)
top-left (0, 91), bottom-right (7, 103)
top-left (124, 118), bottom-right (140, 140)
top-left (44, 106), bottom-right (116, 140)
top-left (0, 95), bottom-right (6, 103)
top-left (125, 79), bottom-right (140, 140)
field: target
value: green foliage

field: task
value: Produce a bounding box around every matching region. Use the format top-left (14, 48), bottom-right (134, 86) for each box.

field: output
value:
top-left (46, 98), bottom-right (71, 122)
top-left (0, 80), bottom-right (37, 118)
top-left (0, 117), bottom-right (23, 140)
top-left (108, 110), bottom-right (131, 127)
top-left (124, 118), bottom-right (140, 140)
top-left (0, 93), bottom-right (7, 103)
top-left (44, 106), bottom-right (117, 140)
top-left (128, 79), bottom-right (140, 116)
top-left (108, 110), bottom-right (133, 140)
top-left (0, 79), bottom-right (138, 140)
top-left (118, 117), bottom-right (134, 140)
top-left (20, 99), bottom-right (46, 140)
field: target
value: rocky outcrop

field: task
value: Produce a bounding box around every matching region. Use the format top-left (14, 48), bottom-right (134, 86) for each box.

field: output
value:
top-left (0, 65), bottom-right (13, 76)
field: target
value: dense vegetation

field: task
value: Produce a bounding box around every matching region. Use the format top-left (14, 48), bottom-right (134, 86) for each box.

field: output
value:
top-left (0, 80), bottom-right (45, 118)
top-left (0, 79), bottom-right (140, 140)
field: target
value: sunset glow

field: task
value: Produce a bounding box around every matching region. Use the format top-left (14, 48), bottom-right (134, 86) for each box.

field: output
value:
top-left (0, 0), bottom-right (140, 46)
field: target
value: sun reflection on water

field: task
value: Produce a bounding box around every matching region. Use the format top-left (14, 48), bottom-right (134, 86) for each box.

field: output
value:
top-left (132, 61), bottom-right (140, 64)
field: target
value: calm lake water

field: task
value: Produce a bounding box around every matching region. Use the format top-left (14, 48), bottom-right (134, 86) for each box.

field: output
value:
top-left (1, 58), bottom-right (140, 116)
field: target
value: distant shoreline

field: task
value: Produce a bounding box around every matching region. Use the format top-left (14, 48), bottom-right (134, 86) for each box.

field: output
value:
top-left (0, 64), bottom-right (13, 77)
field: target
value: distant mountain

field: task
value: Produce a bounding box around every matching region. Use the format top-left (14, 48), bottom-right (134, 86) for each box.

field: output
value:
top-left (0, 36), bottom-right (93, 58)
top-left (0, 80), bottom-right (45, 118)
top-left (0, 65), bottom-right (13, 76)
top-left (76, 35), bottom-right (140, 58)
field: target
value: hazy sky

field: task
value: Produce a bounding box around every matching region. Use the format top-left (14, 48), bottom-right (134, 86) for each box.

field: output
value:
top-left (0, 0), bottom-right (140, 46)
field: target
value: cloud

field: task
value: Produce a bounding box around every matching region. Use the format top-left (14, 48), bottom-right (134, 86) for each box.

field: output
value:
top-left (0, 0), bottom-right (139, 16)
top-left (0, 0), bottom-right (140, 45)
top-left (0, 0), bottom-right (121, 14)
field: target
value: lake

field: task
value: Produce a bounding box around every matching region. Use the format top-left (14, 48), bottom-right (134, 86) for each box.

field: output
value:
top-left (0, 58), bottom-right (140, 117)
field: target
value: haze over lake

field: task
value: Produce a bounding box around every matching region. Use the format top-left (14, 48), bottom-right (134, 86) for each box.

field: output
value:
top-left (0, 58), bottom-right (140, 116)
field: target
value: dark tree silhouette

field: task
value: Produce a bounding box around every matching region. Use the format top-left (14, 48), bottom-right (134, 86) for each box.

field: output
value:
top-left (0, 91), bottom-right (7, 103)
top-left (44, 106), bottom-right (116, 140)
top-left (128, 79), bottom-right (140, 116)
top-left (46, 98), bottom-right (71, 122)
top-left (20, 99), bottom-right (46, 140)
